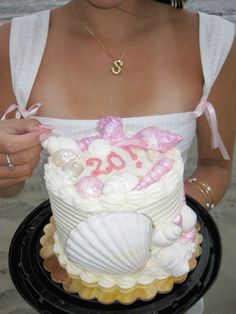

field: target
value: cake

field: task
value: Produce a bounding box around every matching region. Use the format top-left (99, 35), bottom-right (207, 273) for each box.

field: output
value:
top-left (41, 116), bottom-right (200, 302)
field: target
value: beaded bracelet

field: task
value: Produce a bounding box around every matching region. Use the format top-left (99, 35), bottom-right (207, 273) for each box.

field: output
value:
top-left (188, 177), bottom-right (215, 210)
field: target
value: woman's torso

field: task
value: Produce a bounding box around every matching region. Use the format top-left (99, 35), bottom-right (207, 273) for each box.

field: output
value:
top-left (0, 1), bottom-right (235, 168)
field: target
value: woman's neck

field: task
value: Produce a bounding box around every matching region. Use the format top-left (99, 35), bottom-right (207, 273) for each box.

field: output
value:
top-left (70, 0), bottom-right (147, 39)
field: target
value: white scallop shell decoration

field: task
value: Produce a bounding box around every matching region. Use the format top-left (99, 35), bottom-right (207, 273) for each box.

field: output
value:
top-left (66, 212), bottom-right (153, 274)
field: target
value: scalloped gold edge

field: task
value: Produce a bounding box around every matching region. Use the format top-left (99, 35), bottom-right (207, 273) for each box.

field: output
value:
top-left (39, 217), bottom-right (202, 305)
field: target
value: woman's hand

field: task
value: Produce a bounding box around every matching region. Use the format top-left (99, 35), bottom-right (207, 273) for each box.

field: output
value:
top-left (0, 118), bottom-right (52, 197)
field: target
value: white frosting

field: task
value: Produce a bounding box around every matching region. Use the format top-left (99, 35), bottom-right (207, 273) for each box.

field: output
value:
top-left (44, 134), bottom-right (198, 289)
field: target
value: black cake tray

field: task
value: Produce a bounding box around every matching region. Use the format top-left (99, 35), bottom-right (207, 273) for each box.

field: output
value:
top-left (9, 196), bottom-right (221, 314)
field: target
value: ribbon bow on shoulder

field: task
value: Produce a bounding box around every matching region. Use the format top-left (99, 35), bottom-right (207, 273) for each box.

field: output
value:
top-left (1, 103), bottom-right (42, 120)
top-left (194, 101), bottom-right (230, 160)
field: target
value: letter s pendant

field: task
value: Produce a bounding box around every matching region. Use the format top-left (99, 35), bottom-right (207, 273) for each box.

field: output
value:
top-left (111, 59), bottom-right (124, 75)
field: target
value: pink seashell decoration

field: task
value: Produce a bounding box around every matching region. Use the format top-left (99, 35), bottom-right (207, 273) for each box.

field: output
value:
top-left (98, 116), bottom-right (127, 145)
top-left (180, 228), bottom-right (196, 243)
top-left (75, 176), bottom-right (104, 199)
top-left (135, 158), bottom-right (174, 191)
top-left (118, 127), bottom-right (182, 152)
top-left (172, 214), bottom-right (183, 227)
top-left (76, 135), bottom-right (100, 152)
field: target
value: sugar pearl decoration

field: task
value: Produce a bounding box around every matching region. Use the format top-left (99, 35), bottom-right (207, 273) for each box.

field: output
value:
top-left (76, 176), bottom-right (104, 199)
top-left (51, 150), bottom-right (79, 167)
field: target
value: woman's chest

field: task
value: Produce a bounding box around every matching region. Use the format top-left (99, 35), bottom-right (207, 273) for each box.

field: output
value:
top-left (30, 23), bottom-right (203, 119)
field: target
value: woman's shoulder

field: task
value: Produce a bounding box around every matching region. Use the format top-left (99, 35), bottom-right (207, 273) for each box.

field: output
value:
top-left (0, 22), bottom-right (11, 90)
top-left (0, 21), bottom-right (11, 59)
top-left (0, 21), bottom-right (15, 116)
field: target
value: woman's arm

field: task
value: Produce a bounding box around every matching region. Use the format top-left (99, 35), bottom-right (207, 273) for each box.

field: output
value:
top-left (185, 37), bottom-right (236, 209)
top-left (0, 23), bottom-right (47, 198)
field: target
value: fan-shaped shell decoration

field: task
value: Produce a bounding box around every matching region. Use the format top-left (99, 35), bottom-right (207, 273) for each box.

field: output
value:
top-left (66, 212), bottom-right (153, 274)
top-left (117, 127), bottom-right (182, 152)
top-left (98, 116), bottom-right (127, 145)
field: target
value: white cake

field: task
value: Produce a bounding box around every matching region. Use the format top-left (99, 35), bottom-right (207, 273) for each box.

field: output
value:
top-left (43, 116), bottom-right (198, 290)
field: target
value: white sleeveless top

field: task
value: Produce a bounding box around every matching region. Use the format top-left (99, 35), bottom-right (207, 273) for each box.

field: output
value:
top-left (2, 9), bottom-right (235, 173)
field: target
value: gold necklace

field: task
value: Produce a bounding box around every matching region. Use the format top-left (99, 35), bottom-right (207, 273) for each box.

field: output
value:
top-left (71, 2), bottom-right (144, 75)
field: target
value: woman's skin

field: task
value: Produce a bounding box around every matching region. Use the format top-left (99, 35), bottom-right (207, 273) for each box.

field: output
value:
top-left (0, 0), bottom-right (235, 203)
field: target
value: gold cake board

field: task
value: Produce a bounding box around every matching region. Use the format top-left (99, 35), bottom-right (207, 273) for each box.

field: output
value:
top-left (39, 216), bottom-right (202, 305)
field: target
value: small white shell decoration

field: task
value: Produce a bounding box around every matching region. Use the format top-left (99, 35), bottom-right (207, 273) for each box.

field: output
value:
top-left (181, 205), bottom-right (197, 233)
top-left (42, 136), bottom-right (79, 155)
top-left (75, 176), bottom-right (104, 199)
top-left (62, 161), bottom-right (84, 176)
top-left (152, 223), bottom-right (182, 247)
top-left (102, 178), bottom-right (127, 199)
top-left (116, 172), bottom-right (139, 191)
top-left (88, 139), bottom-right (112, 157)
top-left (51, 149), bottom-right (79, 167)
top-left (153, 244), bottom-right (189, 277)
top-left (66, 212), bottom-right (153, 274)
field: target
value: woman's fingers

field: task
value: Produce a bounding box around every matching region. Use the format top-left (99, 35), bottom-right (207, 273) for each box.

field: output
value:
top-left (0, 119), bottom-right (53, 194)
top-left (0, 177), bottom-right (29, 189)
top-left (0, 118), bottom-right (40, 134)
top-left (0, 153), bottom-right (41, 179)
top-left (0, 132), bottom-right (42, 154)
top-left (0, 145), bottom-right (42, 166)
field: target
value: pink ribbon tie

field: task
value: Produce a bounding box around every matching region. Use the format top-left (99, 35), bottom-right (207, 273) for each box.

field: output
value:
top-left (1, 103), bottom-right (42, 120)
top-left (194, 101), bottom-right (230, 160)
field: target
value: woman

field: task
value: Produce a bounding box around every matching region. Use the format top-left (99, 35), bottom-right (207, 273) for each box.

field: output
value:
top-left (0, 0), bottom-right (235, 312)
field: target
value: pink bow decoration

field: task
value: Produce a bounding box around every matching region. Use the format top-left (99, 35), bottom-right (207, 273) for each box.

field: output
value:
top-left (1, 103), bottom-right (42, 120)
top-left (194, 101), bottom-right (230, 160)
top-left (76, 116), bottom-right (183, 152)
